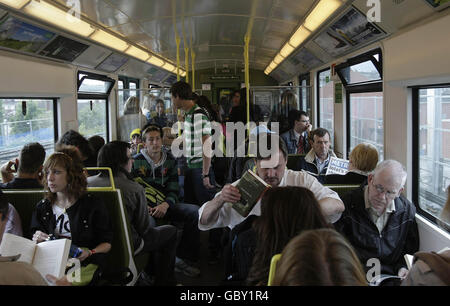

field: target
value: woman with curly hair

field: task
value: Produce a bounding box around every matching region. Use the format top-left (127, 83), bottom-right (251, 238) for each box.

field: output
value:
top-left (30, 147), bottom-right (112, 285)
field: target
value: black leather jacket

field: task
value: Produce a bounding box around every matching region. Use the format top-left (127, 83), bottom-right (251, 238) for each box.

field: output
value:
top-left (30, 193), bottom-right (113, 268)
top-left (335, 184), bottom-right (420, 275)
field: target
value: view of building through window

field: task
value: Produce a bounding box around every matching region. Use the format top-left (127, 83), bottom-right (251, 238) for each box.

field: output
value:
top-left (418, 87), bottom-right (450, 221)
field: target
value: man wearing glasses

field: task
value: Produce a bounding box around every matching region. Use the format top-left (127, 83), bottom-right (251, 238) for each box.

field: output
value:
top-left (335, 160), bottom-right (419, 281)
top-left (280, 110), bottom-right (311, 155)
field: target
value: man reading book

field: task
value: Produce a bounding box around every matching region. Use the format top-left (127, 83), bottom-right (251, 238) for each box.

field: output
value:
top-left (198, 134), bottom-right (345, 231)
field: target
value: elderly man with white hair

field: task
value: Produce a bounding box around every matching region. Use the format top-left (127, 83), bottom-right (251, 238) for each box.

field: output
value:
top-left (335, 160), bottom-right (419, 280)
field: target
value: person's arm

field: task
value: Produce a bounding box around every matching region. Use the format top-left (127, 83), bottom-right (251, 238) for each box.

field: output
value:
top-left (202, 134), bottom-right (214, 189)
top-left (1, 160), bottom-right (16, 183)
top-left (199, 184), bottom-right (240, 226)
top-left (317, 197), bottom-right (345, 224)
top-left (78, 242), bottom-right (111, 262)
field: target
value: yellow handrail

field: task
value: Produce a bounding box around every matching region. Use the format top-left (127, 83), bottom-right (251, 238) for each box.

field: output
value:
top-left (84, 167), bottom-right (115, 190)
top-left (267, 253), bottom-right (281, 286)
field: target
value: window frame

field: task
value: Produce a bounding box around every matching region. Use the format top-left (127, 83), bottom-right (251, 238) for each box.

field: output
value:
top-left (316, 67), bottom-right (332, 128)
top-left (335, 48), bottom-right (382, 87)
top-left (119, 76), bottom-right (140, 102)
top-left (77, 71), bottom-right (114, 141)
top-left (299, 72), bottom-right (311, 114)
top-left (411, 83), bottom-right (450, 226)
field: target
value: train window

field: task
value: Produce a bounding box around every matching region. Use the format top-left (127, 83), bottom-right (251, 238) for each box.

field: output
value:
top-left (413, 85), bottom-right (450, 229)
top-left (337, 49), bottom-right (384, 159)
top-left (299, 73), bottom-right (311, 116)
top-left (317, 68), bottom-right (334, 143)
top-left (77, 71), bottom-right (114, 141)
top-left (0, 98), bottom-right (57, 167)
top-left (118, 76), bottom-right (140, 115)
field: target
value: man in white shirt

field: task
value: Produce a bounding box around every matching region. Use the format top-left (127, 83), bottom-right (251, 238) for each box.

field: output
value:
top-left (198, 135), bottom-right (345, 231)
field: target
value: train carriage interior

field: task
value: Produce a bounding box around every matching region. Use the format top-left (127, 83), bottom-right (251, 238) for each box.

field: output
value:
top-left (0, 0), bottom-right (449, 287)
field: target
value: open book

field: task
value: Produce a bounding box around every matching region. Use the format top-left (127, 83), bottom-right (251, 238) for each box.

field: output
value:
top-left (0, 233), bottom-right (71, 283)
top-left (230, 170), bottom-right (271, 217)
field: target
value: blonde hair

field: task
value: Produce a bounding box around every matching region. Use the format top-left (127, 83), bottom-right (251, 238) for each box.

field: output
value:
top-left (124, 96), bottom-right (141, 114)
top-left (349, 143), bottom-right (379, 173)
top-left (272, 229), bottom-right (367, 286)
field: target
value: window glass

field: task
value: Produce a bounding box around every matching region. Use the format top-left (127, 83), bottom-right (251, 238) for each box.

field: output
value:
top-left (0, 99), bottom-right (55, 166)
top-left (79, 78), bottom-right (113, 94)
top-left (118, 80), bottom-right (124, 116)
top-left (77, 99), bottom-right (107, 139)
top-left (349, 92), bottom-right (384, 159)
top-left (130, 82), bottom-right (137, 98)
top-left (417, 87), bottom-right (450, 225)
top-left (340, 60), bottom-right (381, 85)
top-left (319, 69), bottom-right (334, 143)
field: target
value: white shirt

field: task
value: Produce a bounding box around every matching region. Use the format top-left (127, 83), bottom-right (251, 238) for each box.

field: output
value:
top-left (198, 169), bottom-right (342, 230)
top-left (52, 205), bottom-right (71, 239)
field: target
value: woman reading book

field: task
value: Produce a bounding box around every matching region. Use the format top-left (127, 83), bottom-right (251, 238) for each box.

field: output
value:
top-left (30, 148), bottom-right (112, 285)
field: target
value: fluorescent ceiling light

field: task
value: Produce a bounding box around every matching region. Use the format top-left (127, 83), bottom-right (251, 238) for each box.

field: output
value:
top-left (279, 43), bottom-right (295, 58)
top-left (304, 0), bottom-right (342, 32)
top-left (125, 46), bottom-right (150, 62)
top-left (147, 56), bottom-right (164, 67)
top-left (268, 61), bottom-right (276, 70)
top-left (273, 54), bottom-right (285, 65)
top-left (23, 0), bottom-right (95, 37)
top-left (163, 63), bottom-right (176, 72)
top-left (289, 26), bottom-right (311, 48)
top-left (90, 29), bottom-right (129, 52)
top-left (0, 0), bottom-right (29, 9)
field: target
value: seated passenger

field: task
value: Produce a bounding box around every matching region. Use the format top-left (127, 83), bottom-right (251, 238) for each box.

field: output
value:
top-left (245, 186), bottom-right (330, 286)
top-left (295, 127), bottom-right (336, 184)
top-left (325, 143), bottom-right (379, 185)
top-left (401, 248), bottom-right (450, 286)
top-left (30, 149), bottom-right (112, 286)
top-left (334, 160), bottom-right (419, 278)
top-left (87, 141), bottom-right (178, 285)
top-left (272, 228), bottom-right (367, 286)
top-left (0, 142), bottom-right (45, 189)
top-left (131, 125), bottom-right (201, 277)
top-left (149, 99), bottom-right (170, 127)
top-left (199, 134), bottom-right (344, 232)
top-left (56, 130), bottom-right (95, 168)
top-left (0, 189), bottom-right (23, 244)
top-left (129, 128), bottom-right (142, 156)
top-left (280, 110), bottom-right (311, 155)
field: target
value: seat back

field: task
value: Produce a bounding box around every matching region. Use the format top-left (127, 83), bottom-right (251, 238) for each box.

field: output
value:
top-left (3, 189), bottom-right (45, 239)
top-left (267, 253), bottom-right (281, 286)
top-left (87, 189), bottom-right (138, 286)
top-left (324, 184), bottom-right (360, 199)
top-left (287, 154), bottom-right (304, 170)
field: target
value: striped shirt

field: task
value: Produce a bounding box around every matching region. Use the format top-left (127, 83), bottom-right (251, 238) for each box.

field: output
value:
top-left (184, 105), bottom-right (212, 168)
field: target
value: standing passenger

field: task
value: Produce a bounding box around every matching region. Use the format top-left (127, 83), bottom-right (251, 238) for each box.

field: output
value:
top-left (117, 96), bottom-right (147, 142)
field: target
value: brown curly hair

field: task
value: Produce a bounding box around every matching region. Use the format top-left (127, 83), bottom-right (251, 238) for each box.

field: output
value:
top-left (43, 147), bottom-right (87, 203)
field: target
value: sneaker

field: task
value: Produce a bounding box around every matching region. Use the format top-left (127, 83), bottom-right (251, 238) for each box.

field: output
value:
top-left (175, 257), bottom-right (201, 277)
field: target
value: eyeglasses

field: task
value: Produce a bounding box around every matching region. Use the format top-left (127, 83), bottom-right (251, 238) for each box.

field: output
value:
top-left (299, 120), bottom-right (310, 123)
top-left (371, 180), bottom-right (398, 199)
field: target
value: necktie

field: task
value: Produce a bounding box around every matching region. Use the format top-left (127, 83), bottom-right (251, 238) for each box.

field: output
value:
top-left (297, 135), bottom-right (304, 154)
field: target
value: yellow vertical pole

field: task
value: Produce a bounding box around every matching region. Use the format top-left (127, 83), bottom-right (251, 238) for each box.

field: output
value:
top-left (176, 36), bottom-right (181, 81)
top-left (191, 50), bottom-right (196, 91)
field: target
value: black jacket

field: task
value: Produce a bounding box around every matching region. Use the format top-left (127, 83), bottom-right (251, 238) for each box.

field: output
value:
top-left (324, 172), bottom-right (367, 185)
top-left (334, 185), bottom-right (420, 275)
top-left (30, 193), bottom-right (113, 269)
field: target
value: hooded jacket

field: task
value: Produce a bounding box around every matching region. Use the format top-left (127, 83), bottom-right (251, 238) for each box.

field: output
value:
top-left (132, 149), bottom-right (179, 207)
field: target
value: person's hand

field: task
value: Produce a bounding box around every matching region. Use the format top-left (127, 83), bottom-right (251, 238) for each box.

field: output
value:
top-left (203, 176), bottom-right (215, 189)
top-left (77, 249), bottom-right (92, 262)
top-left (218, 184), bottom-right (241, 204)
top-left (32, 231), bottom-right (49, 243)
top-left (1, 160), bottom-right (16, 174)
top-left (46, 274), bottom-right (71, 286)
top-left (150, 202), bottom-right (169, 218)
top-left (398, 267), bottom-right (409, 279)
